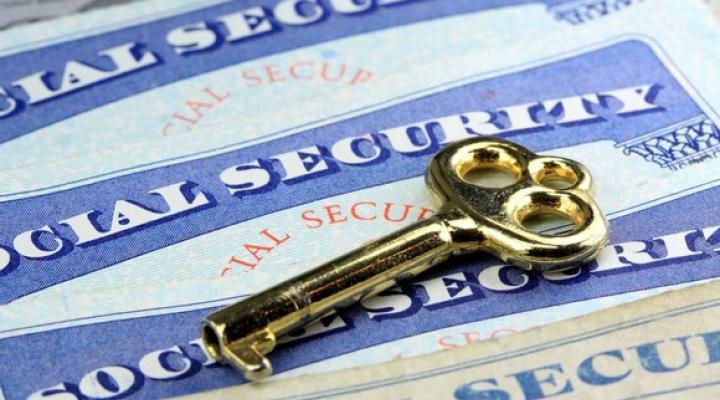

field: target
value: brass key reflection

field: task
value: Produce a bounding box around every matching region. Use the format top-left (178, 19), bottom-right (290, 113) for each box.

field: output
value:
top-left (202, 137), bottom-right (609, 381)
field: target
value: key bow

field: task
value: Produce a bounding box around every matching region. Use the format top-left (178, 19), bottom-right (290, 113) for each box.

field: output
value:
top-left (427, 137), bottom-right (609, 271)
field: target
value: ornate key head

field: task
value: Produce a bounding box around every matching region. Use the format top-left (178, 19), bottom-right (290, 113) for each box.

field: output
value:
top-left (426, 137), bottom-right (609, 271)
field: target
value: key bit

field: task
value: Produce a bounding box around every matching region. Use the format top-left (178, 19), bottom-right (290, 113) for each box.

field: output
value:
top-left (201, 137), bottom-right (609, 381)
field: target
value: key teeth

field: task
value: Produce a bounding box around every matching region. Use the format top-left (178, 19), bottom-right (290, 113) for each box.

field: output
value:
top-left (244, 354), bottom-right (273, 382)
top-left (225, 344), bottom-right (273, 382)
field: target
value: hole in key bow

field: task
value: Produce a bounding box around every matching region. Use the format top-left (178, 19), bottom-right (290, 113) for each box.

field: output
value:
top-left (512, 191), bottom-right (590, 236)
top-left (529, 158), bottom-right (579, 190)
top-left (455, 145), bottom-right (523, 189)
top-left (520, 212), bottom-right (575, 235)
top-left (463, 166), bottom-right (518, 188)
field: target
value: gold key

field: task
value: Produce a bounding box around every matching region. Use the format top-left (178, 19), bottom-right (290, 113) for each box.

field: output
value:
top-left (201, 137), bottom-right (609, 381)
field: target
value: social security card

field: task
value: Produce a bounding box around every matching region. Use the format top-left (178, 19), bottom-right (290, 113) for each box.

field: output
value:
top-left (2, 0), bottom-right (720, 398)
top-left (0, 0), bottom-right (644, 196)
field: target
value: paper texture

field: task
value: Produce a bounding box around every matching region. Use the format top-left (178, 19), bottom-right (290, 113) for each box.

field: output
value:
top-left (708, 0), bottom-right (720, 16)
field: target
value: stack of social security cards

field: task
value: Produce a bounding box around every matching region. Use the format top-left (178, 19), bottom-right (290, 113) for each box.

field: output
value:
top-left (1, 0), bottom-right (720, 398)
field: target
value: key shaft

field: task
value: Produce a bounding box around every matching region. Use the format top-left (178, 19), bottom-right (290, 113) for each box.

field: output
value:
top-left (202, 210), bottom-right (474, 380)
